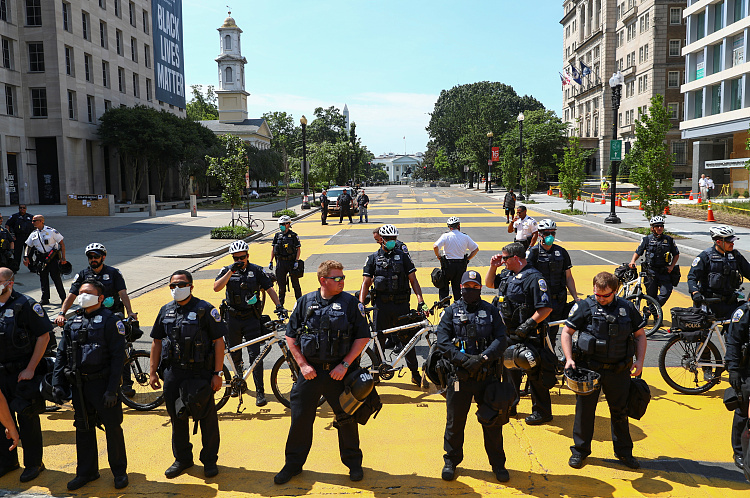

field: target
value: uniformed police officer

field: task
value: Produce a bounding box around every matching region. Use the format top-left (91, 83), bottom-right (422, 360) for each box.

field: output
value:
top-left (725, 302), bottom-right (750, 470)
top-left (51, 279), bottom-right (128, 490)
top-left (359, 224), bottom-right (428, 386)
top-left (23, 215), bottom-right (67, 305)
top-left (0, 267), bottom-right (52, 482)
top-left (433, 217), bottom-right (479, 302)
top-left (437, 270), bottom-right (509, 483)
top-left (688, 225), bottom-right (750, 319)
top-left (149, 270), bottom-right (226, 480)
top-left (5, 205), bottom-right (33, 266)
top-left (320, 189), bottom-right (329, 225)
top-left (561, 271), bottom-right (646, 470)
top-left (270, 215), bottom-right (302, 307)
top-left (274, 260), bottom-right (370, 485)
top-left (0, 215), bottom-right (16, 271)
top-left (486, 242), bottom-right (553, 425)
top-left (0, 391), bottom-right (19, 456)
top-left (629, 216), bottom-right (679, 307)
top-left (337, 188), bottom-right (354, 224)
top-left (372, 227), bottom-right (408, 253)
top-left (214, 240), bottom-right (285, 406)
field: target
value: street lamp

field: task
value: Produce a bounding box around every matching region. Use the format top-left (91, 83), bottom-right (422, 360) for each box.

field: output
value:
top-left (517, 112), bottom-right (525, 200)
top-left (300, 115), bottom-right (308, 198)
top-left (605, 71), bottom-right (624, 224)
top-left (487, 131), bottom-right (494, 193)
top-left (348, 142), bottom-right (354, 186)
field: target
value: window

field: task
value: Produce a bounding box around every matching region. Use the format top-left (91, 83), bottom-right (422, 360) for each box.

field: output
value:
top-left (146, 78), bottom-right (152, 101)
top-left (130, 37), bottom-right (137, 62)
top-left (142, 10), bottom-right (149, 34)
top-left (694, 90), bottom-right (703, 118)
top-left (83, 53), bottom-right (92, 82)
top-left (30, 88), bottom-right (47, 117)
top-left (225, 66), bottom-right (233, 83)
top-left (64, 46), bottom-right (73, 75)
top-left (626, 80), bottom-right (635, 97)
top-left (27, 43), bottom-right (44, 72)
top-left (643, 44), bottom-right (648, 62)
top-left (593, 116), bottom-right (599, 137)
top-left (627, 52), bottom-right (633, 67)
top-left (132, 73), bottom-right (139, 98)
top-left (1, 38), bottom-right (12, 69)
top-left (5, 85), bottom-right (15, 115)
top-left (670, 7), bottom-right (681, 25)
top-left (82, 11), bottom-right (90, 41)
top-left (144, 44), bottom-right (150, 68)
top-left (638, 76), bottom-right (643, 93)
top-left (104, 99), bottom-right (111, 112)
top-left (643, 74), bottom-right (648, 92)
top-left (668, 102), bottom-right (680, 119)
top-left (668, 71), bottom-right (680, 88)
top-left (731, 77), bottom-right (742, 110)
top-left (639, 13), bottom-right (649, 33)
top-left (736, 0), bottom-right (745, 23)
top-left (114, 0), bottom-right (120, 17)
top-left (62, 2), bottom-right (70, 31)
top-left (0, 0), bottom-right (7, 23)
top-left (733, 34), bottom-right (744, 67)
top-left (129, 2), bottom-right (135, 27)
top-left (713, 43), bottom-right (723, 73)
top-left (225, 35), bottom-right (232, 50)
top-left (116, 30), bottom-right (123, 55)
top-left (669, 39), bottom-right (681, 56)
top-left (118, 67), bottom-right (125, 92)
top-left (25, 0), bottom-right (41, 26)
top-left (593, 97), bottom-right (598, 109)
top-left (714, 2), bottom-right (724, 32)
top-left (99, 0), bottom-right (106, 8)
top-left (672, 142), bottom-right (686, 165)
top-left (711, 84), bottom-right (721, 115)
top-left (67, 90), bottom-right (76, 119)
top-left (87, 95), bottom-right (95, 122)
top-left (100, 22), bottom-right (107, 48)
top-left (697, 11), bottom-right (705, 39)
top-left (102, 61), bottom-right (109, 87)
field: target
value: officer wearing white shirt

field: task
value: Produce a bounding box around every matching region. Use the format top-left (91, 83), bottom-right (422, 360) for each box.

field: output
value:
top-left (23, 215), bottom-right (67, 305)
top-left (507, 206), bottom-right (538, 250)
top-left (433, 217), bottom-right (479, 302)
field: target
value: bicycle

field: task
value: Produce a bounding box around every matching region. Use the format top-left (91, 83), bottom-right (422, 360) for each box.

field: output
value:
top-left (658, 298), bottom-right (729, 394)
top-left (119, 319), bottom-right (164, 411)
top-left (614, 264), bottom-right (663, 337)
top-left (234, 211), bottom-right (265, 234)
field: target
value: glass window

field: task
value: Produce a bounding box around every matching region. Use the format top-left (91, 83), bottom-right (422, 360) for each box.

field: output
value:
top-left (62, 2), bottom-right (70, 31)
top-left (225, 35), bottom-right (231, 50)
top-left (144, 44), bottom-right (150, 68)
top-left (114, 0), bottom-right (120, 17)
top-left (736, 0), bottom-right (745, 23)
top-left (142, 10), bottom-right (149, 34)
top-left (84, 54), bottom-right (92, 82)
top-left (731, 77), bottom-right (742, 110)
top-left (28, 43), bottom-right (44, 72)
top-left (146, 78), bottom-right (152, 101)
top-left (102, 61), bottom-right (109, 87)
top-left (668, 71), bottom-right (680, 88)
top-left (130, 37), bottom-right (137, 62)
top-left (104, 99), bottom-right (111, 112)
top-left (669, 40), bottom-right (681, 56)
top-left (25, 0), bottom-right (41, 26)
top-left (30, 88), bottom-right (47, 117)
top-left (64, 46), bottom-right (73, 76)
top-left (694, 90), bottom-right (703, 119)
top-left (672, 142), bottom-right (686, 165)
top-left (670, 7), bottom-right (681, 24)
top-left (733, 34), bottom-right (744, 67)
top-left (68, 90), bottom-right (76, 119)
top-left (1, 38), bottom-right (11, 69)
top-left (711, 84), bottom-right (721, 115)
top-left (116, 30), bottom-right (122, 55)
top-left (132, 73), bottom-right (139, 98)
top-left (5, 85), bottom-right (15, 115)
top-left (87, 95), bottom-right (95, 122)
top-left (129, 2), bottom-right (135, 27)
top-left (713, 43), bottom-right (723, 73)
top-left (100, 22), bottom-right (107, 48)
top-left (0, 0), bottom-right (8, 23)
top-left (715, 2), bottom-right (724, 32)
top-left (82, 11), bottom-right (90, 41)
top-left (118, 67), bottom-right (125, 93)
top-left (668, 102), bottom-right (680, 119)
top-left (697, 11), bottom-right (705, 39)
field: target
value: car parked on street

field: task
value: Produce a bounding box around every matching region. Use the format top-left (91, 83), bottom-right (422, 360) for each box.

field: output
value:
top-left (325, 186), bottom-right (360, 216)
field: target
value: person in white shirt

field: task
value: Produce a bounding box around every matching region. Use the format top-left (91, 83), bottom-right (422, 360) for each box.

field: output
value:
top-left (507, 205), bottom-right (538, 250)
top-left (706, 176), bottom-right (715, 201)
top-left (23, 215), bottom-right (67, 305)
top-left (433, 217), bottom-right (479, 302)
top-left (698, 174), bottom-right (708, 201)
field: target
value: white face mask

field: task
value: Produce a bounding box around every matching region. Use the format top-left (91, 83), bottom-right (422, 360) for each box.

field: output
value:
top-left (171, 286), bottom-right (191, 302)
top-left (77, 293), bottom-right (100, 308)
top-left (0, 283), bottom-right (7, 295)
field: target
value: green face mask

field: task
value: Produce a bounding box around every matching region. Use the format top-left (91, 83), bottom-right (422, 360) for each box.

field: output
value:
top-left (280, 225), bottom-right (287, 232)
top-left (247, 294), bottom-right (258, 305)
top-left (543, 235), bottom-right (555, 245)
top-left (384, 240), bottom-right (396, 250)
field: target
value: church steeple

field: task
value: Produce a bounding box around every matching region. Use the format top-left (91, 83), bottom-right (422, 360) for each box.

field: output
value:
top-left (216, 12), bottom-right (249, 122)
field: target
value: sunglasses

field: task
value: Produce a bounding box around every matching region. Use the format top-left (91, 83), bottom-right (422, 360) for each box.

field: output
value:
top-left (169, 282), bottom-right (191, 289)
top-left (324, 275), bottom-right (346, 282)
top-left (232, 255), bottom-right (248, 261)
top-left (87, 254), bottom-right (102, 260)
top-left (594, 291), bottom-right (614, 298)
top-left (500, 255), bottom-right (515, 261)
top-left (540, 231), bottom-right (556, 236)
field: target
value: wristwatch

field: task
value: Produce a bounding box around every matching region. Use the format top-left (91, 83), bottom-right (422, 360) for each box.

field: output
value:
top-left (341, 361), bottom-right (350, 369)
top-left (213, 371), bottom-right (222, 376)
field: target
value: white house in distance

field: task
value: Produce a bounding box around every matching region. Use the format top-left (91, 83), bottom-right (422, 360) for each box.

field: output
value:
top-left (372, 153), bottom-right (424, 182)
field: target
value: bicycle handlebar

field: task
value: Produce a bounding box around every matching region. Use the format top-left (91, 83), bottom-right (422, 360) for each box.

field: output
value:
top-left (703, 297), bottom-right (722, 304)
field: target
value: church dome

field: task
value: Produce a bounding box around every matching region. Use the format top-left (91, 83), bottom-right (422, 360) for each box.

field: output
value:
top-left (221, 12), bottom-right (237, 28)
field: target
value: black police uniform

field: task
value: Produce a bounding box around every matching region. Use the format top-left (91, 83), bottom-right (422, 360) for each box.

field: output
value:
top-left (496, 265), bottom-right (552, 418)
top-left (69, 265), bottom-right (127, 313)
top-left (363, 246), bottom-right (419, 374)
top-left (52, 307), bottom-right (128, 480)
top-left (436, 298), bottom-right (507, 470)
top-left (357, 193), bottom-right (369, 222)
top-left (634, 233), bottom-right (679, 306)
top-left (272, 229), bottom-right (302, 306)
top-left (726, 304), bottom-right (750, 464)
top-left (283, 289), bottom-right (369, 472)
top-left (564, 296), bottom-right (641, 460)
top-left (215, 263), bottom-right (273, 392)
top-left (0, 292), bottom-right (52, 471)
top-left (0, 227), bottom-right (15, 269)
top-left (528, 243), bottom-right (572, 344)
top-left (339, 191), bottom-right (353, 223)
top-left (5, 211), bottom-right (33, 265)
top-left (688, 246), bottom-right (750, 319)
top-left (320, 193), bottom-right (329, 225)
top-left (151, 297), bottom-right (226, 468)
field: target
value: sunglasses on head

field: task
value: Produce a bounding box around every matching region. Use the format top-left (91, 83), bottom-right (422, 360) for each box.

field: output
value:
top-left (594, 291), bottom-right (614, 298)
top-left (232, 255), bottom-right (248, 261)
top-left (324, 275), bottom-right (345, 282)
top-left (169, 282), bottom-right (191, 289)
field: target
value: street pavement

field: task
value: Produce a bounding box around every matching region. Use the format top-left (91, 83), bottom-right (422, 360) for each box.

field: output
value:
top-left (1, 185), bottom-right (749, 497)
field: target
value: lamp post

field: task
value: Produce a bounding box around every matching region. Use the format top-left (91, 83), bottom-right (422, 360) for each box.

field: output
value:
top-left (348, 142), bottom-right (354, 186)
top-left (487, 131), bottom-right (494, 193)
top-left (517, 112), bottom-right (525, 200)
top-left (300, 115), bottom-right (308, 198)
top-left (605, 71), bottom-right (624, 224)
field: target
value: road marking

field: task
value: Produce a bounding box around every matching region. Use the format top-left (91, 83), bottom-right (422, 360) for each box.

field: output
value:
top-left (581, 249), bottom-right (618, 265)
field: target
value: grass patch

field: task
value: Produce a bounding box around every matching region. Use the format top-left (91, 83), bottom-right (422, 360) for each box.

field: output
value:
top-left (623, 227), bottom-right (687, 239)
top-left (520, 199), bottom-right (538, 204)
top-left (553, 208), bottom-right (585, 215)
top-left (272, 209), bottom-right (297, 218)
top-left (199, 198), bottom-right (283, 210)
top-left (210, 225), bottom-right (254, 239)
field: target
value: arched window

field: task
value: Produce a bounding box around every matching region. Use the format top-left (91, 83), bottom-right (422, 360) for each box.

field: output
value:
top-left (224, 35), bottom-right (232, 50)
top-left (225, 67), bottom-right (233, 83)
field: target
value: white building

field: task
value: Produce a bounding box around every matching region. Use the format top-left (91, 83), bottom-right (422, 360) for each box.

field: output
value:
top-left (372, 153), bottom-right (423, 182)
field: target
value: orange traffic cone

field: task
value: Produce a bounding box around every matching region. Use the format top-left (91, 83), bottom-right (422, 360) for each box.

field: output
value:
top-left (664, 205), bottom-right (670, 215)
top-left (601, 194), bottom-right (606, 204)
top-left (697, 194), bottom-right (702, 203)
top-left (688, 191), bottom-right (694, 200)
top-left (590, 195), bottom-right (596, 203)
top-left (706, 201), bottom-right (716, 222)
top-left (639, 201), bottom-right (644, 210)
top-left (627, 191), bottom-right (632, 201)
top-left (577, 194), bottom-right (581, 201)
top-left (559, 190), bottom-right (563, 198)
top-left (616, 196), bottom-right (622, 207)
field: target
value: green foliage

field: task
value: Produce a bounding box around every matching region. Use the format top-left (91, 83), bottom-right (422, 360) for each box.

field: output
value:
top-left (273, 209), bottom-right (297, 218)
top-left (558, 134), bottom-right (592, 209)
top-left (734, 191), bottom-right (741, 198)
top-left (210, 226), bottom-right (255, 239)
top-left (745, 190), bottom-right (750, 198)
top-left (186, 85), bottom-right (219, 121)
top-left (553, 208), bottom-right (585, 215)
top-left (623, 94), bottom-right (674, 219)
top-left (206, 135), bottom-right (248, 209)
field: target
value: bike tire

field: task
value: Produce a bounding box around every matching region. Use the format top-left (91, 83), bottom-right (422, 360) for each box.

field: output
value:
top-left (214, 365), bottom-right (233, 412)
top-left (270, 356), bottom-right (325, 408)
top-left (658, 334), bottom-right (722, 394)
top-left (625, 293), bottom-right (663, 336)
top-left (250, 218), bottom-right (265, 234)
top-left (358, 346), bottom-right (381, 383)
top-left (120, 351), bottom-right (164, 411)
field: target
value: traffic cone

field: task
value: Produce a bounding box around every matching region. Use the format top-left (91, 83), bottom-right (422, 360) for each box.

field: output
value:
top-left (577, 193), bottom-right (581, 201)
top-left (601, 194), bottom-right (606, 204)
top-left (664, 205), bottom-right (670, 215)
top-left (559, 190), bottom-right (563, 198)
top-left (639, 201), bottom-right (644, 210)
top-left (688, 191), bottom-right (694, 200)
top-left (627, 191), bottom-right (632, 201)
top-left (616, 196), bottom-right (622, 207)
top-left (706, 201), bottom-right (716, 222)
top-left (590, 195), bottom-right (596, 203)
top-left (697, 194), bottom-right (702, 203)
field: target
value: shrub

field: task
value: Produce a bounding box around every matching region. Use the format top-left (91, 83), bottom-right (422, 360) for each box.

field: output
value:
top-left (210, 225), bottom-right (254, 239)
top-left (733, 191), bottom-right (741, 198)
top-left (744, 191), bottom-right (750, 198)
top-left (273, 209), bottom-right (297, 218)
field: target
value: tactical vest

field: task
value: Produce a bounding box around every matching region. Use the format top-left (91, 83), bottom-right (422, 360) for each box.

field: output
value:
top-left (79, 267), bottom-right (123, 312)
top-left (706, 249), bottom-right (742, 296)
top-left (297, 293), bottom-right (353, 363)
top-left (581, 297), bottom-right (634, 363)
top-left (274, 232), bottom-right (297, 260)
top-left (372, 250), bottom-right (410, 301)
top-left (450, 301), bottom-right (494, 355)
top-left (160, 304), bottom-right (215, 369)
top-left (66, 311), bottom-right (111, 373)
top-left (498, 271), bottom-right (536, 329)
top-left (226, 266), bottom-right (261, 311)
top-left (0, 295), bottom-right (33, 363)
top-left (644, 235), bottom-right (671, 270)
top-left (0, 230), bottom-right (11, 252)
top-left (534, 247), bottom-right (566, 296)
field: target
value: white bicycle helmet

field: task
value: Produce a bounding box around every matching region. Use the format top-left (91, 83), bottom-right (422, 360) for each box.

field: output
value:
top-left (378, 224), bottom-right (399, 237)
top-left (228, 240), bottom-right (249, 254)
top-left (538, 219), bottom-right (557, 231)
top-left (278, 215), bottom-right (292, 224)
top-left (710, 225), bottom-right (736, 239)
top-left (84, 243), bottom-right (107, 256)
top-left (649, 216), bottom-right (665, 225)
top-left (447, 216), bottom-right (460, 226)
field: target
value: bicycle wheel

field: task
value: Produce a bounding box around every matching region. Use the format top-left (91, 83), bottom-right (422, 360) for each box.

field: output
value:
top-left (120, 351), bottom-right (164, 411)
top-left (625, 293), bottom-right (663, 336)
top-left (214, 365), bottom-right (232, 412)
top-left (658, 334), bottom-right (722, 394)
top-left (249, 218), bottom-right (265, 234)
top-left (358, 346), bottom-right (381, 383)
top-left (270, 356), bottom-right (326, 409)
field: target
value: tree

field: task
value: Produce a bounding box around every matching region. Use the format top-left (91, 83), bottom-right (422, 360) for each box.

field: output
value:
top-left (558, 134), bottom-right (592, 209)
top-left (246, 144), bottom-right (283, 188)
top-left (186, 85), bottom-right (219, 121)
top-left (623, 94), bottom-right (674, 218)
top-left (262, 111), bottom-right (298, 155)
top-left (206, 134), bottom-right (249, 215)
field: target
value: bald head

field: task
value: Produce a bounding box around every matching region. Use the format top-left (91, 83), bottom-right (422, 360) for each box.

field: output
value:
top-left (0, 268), bottom-right (13, 281)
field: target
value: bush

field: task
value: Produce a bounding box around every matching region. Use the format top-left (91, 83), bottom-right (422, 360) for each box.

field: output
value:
top-left (273, 209), bottom-right (297, 218)
top-left (733, 191), bottom-right (741, 198)
top-left (744, 191), bottom-right (750, 198)
top-left (311, 200), bottom-right (321, 207)
top-left (289, 182), bottom-right (302, 189)
top-left (210, 225), bottom-right (254, 239)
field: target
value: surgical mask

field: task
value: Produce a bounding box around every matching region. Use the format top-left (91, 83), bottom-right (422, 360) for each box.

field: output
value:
top-left (543, 235), bottom-right (555, 245)
top-left (384, 240), bottom-right (396, 251)
top-left (0, 283), bottom-right (7, 295)
top-left (280, 225), bottom-right (287, 232)
top-left (461, 288), bottom-right (482, 304)
top-left (247, 294), bottom-right (258, 305)
top-left (102, 296), bottom-right (114, 308)
top-left (77, 293), bottom-right (100, 308)
top-left (171, 286), bottom-right (192, 302)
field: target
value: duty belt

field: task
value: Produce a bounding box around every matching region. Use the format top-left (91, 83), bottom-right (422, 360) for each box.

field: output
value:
top-left (227, 307), bottom-right (257, 319)
top-left (64, 369), bottom-right (110, 382)
top-left (310, 361), bottom-right (337, 371)
top-left (375, 293), bottom-right (410, 304)
top-left (586, 359), bottom-right (631, 373)
top-left (0, 360), bottom-right (28, 374)
top-left (278, 256), bottom-right (296, 261)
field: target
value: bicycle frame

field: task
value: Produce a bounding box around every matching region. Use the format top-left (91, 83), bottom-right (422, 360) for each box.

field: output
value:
top-left (692, 320), bottom-right (729, 369)
top-left (617, 274), bottom-right (643, 298)
top-left (366, 319), bottom-right (430, 375)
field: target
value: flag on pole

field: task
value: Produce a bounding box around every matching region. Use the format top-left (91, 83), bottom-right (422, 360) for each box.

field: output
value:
top-left (580, 61), bottom-right (592, 77)
top-left (559, 72), bottom-right (569, 86)
top-left (563, 70), bottom-right (574, 85)
top-left (570, 65), bottom-right (582, 84)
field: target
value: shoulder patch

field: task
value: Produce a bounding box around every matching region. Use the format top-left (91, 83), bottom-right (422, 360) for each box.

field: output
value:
top-left (32, 303), bottom-right (45, 317)
top-left (692, 256), bottom-right (700, 267)
top-left (210, 308), bottom-right (221, 322)
top-left (516, 273), bottom-right (523, 279)
top-left (538, 279), bottom-right (548, 292)
top-left (733, 308), bottom-right (744, 323)
top-left (402, 244), bottom-right (409, 253)
top-left (568, 303), bottom-right (579, 317)
top-left (116, 320), bottom-right (126, 335)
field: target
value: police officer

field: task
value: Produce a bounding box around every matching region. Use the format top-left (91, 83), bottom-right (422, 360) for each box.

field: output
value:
top-left (0, 267), bottom-right (52, 482)
top-left (688, 225), bottom-right (750, 319)
top-left (5, 205), bottom-right (33, 266)
top-left (274, 260), bottom-right (370, 484)
top-left (149, 270), bottom-right (226, 480)
top-left (372, 227), bottom-right (408, 253)
top-left (338, 188), bottom-right (354, 224)
top-left (23, 215), bottom-right (67, 305)
top-left (433, 217), bottom-right (479, 302)
top-left (270, 215), bottom-right (302, 307)
top-left (51, 279), bottom-right (128, 490)
top-left (0, 214), bottom-right (15, 271)
top-left (0, 391), bottom-right (19, 456)
top-left (320, 189), bottom-right (329, 225)
top-left (486, 242), bottom-right (553, 425)
top-left (725, 302), bottom-right (750, 470)
top-left (507, 205), bottom-right (538, 250)
top-left (359, 224), bottom-right (428, 386)
top-left (357, 189), bottom-right (369, 223)
top-left (214, 240), bottom-right (285, 406)
top-left (437, 270), bottom-right (509, 483)
top-left (629, 216), bottom-right (679, 307)
top-left (561, 271), bottom-right (646, 470)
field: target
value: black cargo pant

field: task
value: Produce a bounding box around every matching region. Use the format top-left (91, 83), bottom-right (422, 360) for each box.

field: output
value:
top-left (374, 298), bottom-right (418, 373)
top-left (163, 367), bottom-right (220, 466)
top-left (444, 377), bottom-right (505, 469)
top-left (276, 259), bottom-right (301, 306)
top-left (321, 205), bottom-right (328, 224)
top-left (283, 364), bottom-right (362, 471)
top-left (0, 370), bottom-right (43, 469)
top-left (439, 258), bottom-right (468, 303)
top-left (71, 376), bottom-right (127, 478)
top-left (39, 256), bottom-right (66, 303)
top-left (732, 374), bottom-right (750, 460)
top-left (508, 335), bottom-right (553, 418)
top-left (339, 207), bottom-right (353, 223)
top-left (226, 312), bottom-right (265, 392)
top-left (645, 269), bottom-right (673, 307)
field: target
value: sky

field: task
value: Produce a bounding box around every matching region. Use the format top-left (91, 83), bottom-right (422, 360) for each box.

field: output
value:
top-left (182, 0), bottom-right (563, 157)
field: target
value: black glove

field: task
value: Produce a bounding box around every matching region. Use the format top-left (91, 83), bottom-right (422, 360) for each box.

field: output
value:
top-left (275, 305), bottom-right (287, 319)
top-left (269, 262), bottom-right (274, 270)
top-left (51, 386), bottom-right (66, 405)
top-left (461, 354), bottom-right (485, 375)
top-left (515, 317), bottom-right (538, 340)
top-left (692, 292), bottom-right (704, 305)
top-left (417, 302), bottom-right (428, 314)
top-left (729, 371), bottom-right (743, 393)
top-left (231, 261), bottom-right (244, 272)
top-left (103, 391), bottom-right (118, 408)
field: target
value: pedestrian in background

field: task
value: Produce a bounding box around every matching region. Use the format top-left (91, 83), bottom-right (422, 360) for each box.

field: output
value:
top-left (503, 189), bottom-right (516, 224)
top-left (338, 188), bottom-right (354, 224)
top-left (699, 174), bottom-right (708, 201)
top-left (357, 189), bottom-right (370, 223)
top-left (707, 176), bottom-right (715, 201)
top-left (320, 190), bottom-right (329, 225)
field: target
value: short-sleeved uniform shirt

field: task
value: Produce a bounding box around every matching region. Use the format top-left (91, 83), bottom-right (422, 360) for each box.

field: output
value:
top-left (362, 247), bottom-right (417, 278)
top-left (634, 233), bottom-right (679, 267)
top-left (285, 290), bottom-right (370, 342)
top-left (504, 266), bottom-right (550, 311)
top-left (215, 262), bottom-right (273, 310)
top-left (0, 291), bottom-right (53, 363)
top-left (513, 216), bottom-right (538, 241)
top-left (25, 226), bottom-right (63, 254)
top-left (564, 296), bottom-right (642, 334)
top-left (434, 230), bottom-right (479, 260)
top-left (69, 265), bottom-right (127, 297)
top-left (272, 230), bottom-right (301, 260)
top-left (150, 296), bottom-right (226, 343)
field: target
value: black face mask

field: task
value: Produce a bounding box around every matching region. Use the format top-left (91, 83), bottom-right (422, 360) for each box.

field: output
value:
top-left (461, 288), bottom-right (482, 304)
